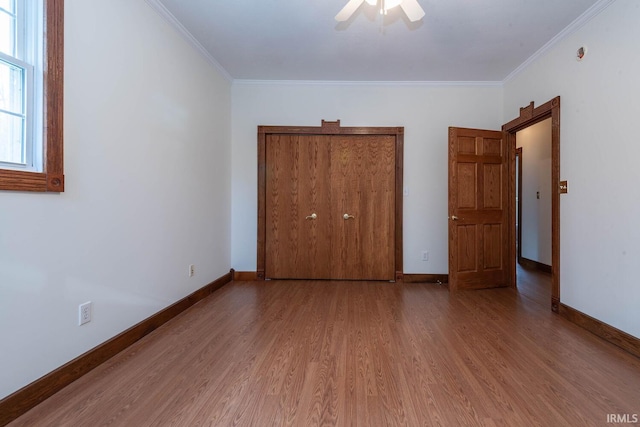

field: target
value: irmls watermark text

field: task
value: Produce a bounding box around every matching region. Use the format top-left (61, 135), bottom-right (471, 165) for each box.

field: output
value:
top-left (607, 413), bottom-right (638, 424)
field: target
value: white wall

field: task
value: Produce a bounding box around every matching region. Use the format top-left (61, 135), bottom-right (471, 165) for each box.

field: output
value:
top-left (0, 0), bottom-right (232, 399)
top-left (231, 83), bottom-right (503, 275)
top-left (505, 0), bottom-right (640, 338)
top-left (517, 119), bottom-right (552, 266)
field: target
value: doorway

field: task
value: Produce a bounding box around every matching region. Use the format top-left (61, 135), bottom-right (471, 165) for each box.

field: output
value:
top-left (514, 119), bottom-right (553, 306)
top-left (448, 97), bottom-right (560, 311)
top-left (515, 147), bottom-right (522, 264)
top-left (504, 98), bottom-right (561, 312)
top-left (515, 119), bottom-right (552, 273)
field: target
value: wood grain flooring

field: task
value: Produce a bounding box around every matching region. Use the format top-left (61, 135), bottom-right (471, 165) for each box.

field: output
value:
top-left (515, 261), bottom-right (551, 307)
top-left (9, 279), bottom-right (640, 426)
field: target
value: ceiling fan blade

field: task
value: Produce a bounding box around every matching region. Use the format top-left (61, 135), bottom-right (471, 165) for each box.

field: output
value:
top-left (400, 0), bottom-right (425, 22)
top-left (335, 0), bottom-right (365, 22)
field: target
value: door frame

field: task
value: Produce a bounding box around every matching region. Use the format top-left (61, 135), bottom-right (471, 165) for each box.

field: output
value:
top-left (515, 147), bottom-right (522, 265)
top-left (257, 120), bottom-right (404, 281)
top-left (503, 97), bottom-right (561, 312)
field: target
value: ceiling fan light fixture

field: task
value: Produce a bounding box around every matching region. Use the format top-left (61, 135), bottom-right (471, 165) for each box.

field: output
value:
top-left (384, 0), bottom-right (403, 10)
top-left (366, 0), bottom-right (403, 14)
top-left (365, 0), bottom-right (402, 7)
top-left (335, 0), bottom-right (424, 22)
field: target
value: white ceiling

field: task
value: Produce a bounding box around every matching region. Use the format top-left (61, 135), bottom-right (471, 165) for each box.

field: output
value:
top-left (153, 0), bottom-right (602, 82)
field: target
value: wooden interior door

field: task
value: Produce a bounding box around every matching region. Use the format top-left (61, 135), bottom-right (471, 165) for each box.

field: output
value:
top-left (265, 134), bottom-right (332, 279)
top-left (448, 127), bottom-right (510, 290)
top-left (331, 135), bottom-right (396, 280)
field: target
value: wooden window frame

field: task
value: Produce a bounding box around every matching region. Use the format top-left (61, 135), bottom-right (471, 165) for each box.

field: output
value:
top-left (0, 0), bottom-right (64, 192)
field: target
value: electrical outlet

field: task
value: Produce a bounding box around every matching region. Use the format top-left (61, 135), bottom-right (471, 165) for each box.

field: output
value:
top-left (189, 264), bottom-right (195, 277)
top-left (79, 301), bottom-right (92, 326)
top-left (421, 251), bottom-right (429, 262)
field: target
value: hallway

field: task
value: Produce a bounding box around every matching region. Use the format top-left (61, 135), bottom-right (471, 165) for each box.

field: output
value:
top-left (516, 262), bottom-right (552, 307)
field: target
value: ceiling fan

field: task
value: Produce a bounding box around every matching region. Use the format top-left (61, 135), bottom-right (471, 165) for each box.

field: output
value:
top-left (335, 0), bottom-right (425, 22)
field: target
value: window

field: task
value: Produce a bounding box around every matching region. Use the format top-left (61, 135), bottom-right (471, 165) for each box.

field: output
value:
top-left (0, 0), bottom-right (63, 192)
top-left (0, 0), bottom-right (41, 170)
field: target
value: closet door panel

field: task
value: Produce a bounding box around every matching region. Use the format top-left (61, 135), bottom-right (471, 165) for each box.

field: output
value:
top-left (331, 135), bottom-right (396, 280)
top-left (265, 135), bottom-right (332, 279)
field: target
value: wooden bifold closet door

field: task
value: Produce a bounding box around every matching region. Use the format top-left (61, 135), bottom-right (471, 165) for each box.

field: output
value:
top-left (330, 135), bottom-right (395, 280)
top-left (259, 121), bottom-right (403, 282)
top-left (265, 134), bottom-right (333, 279)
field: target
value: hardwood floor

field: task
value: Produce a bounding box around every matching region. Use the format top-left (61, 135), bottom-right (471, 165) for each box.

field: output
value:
top-left (9, 280), bottom-right (640, 426)
top-left (515, 261), bottom-right (552, 307)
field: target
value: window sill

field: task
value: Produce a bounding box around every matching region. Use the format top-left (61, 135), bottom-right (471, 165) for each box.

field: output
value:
top-left (0, 169), bottom-right (64, 192)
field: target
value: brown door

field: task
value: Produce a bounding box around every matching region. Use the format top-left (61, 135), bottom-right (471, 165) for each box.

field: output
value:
top-left (264, 133), bottom-right (396, 281)
top-left (265, 134), bottom-right (332, 279)
top-left (331, 135), bottom-right (396, 280)
top-left (448, 127), bottom-right (510, 290)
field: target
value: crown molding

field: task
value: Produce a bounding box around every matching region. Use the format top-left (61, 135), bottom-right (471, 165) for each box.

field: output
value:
top-left (503, 0), bottom-right (615, 83)
top-left (233, 79), bottom-right (503, 87)
top-left (144, 0), bottom-right (233, 82)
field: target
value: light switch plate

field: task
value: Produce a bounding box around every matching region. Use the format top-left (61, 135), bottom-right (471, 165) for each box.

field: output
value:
top-left (560, 180), bottom-right (568, 194)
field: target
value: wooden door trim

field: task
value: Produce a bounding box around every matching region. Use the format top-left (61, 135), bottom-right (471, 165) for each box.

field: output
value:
top-left (257, 120), bottom-right (404, 281)
top-left (503, 97), bottom-right (561, 312)
top-left (515, 147), bottom-right (523, 265)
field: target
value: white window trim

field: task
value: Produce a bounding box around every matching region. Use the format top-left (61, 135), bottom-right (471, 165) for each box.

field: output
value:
top-left (0, 0), bottom-right (44, 172)
top-left (0, 52), bottom-right (34, 170)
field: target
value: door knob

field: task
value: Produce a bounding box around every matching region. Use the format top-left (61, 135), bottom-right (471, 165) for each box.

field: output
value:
top-left (450, 215), bottom-right (459, 221)
top-left (306, 213), bottom-right (317, 220)
top-left (343, 213), bottom-right (355, 220)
